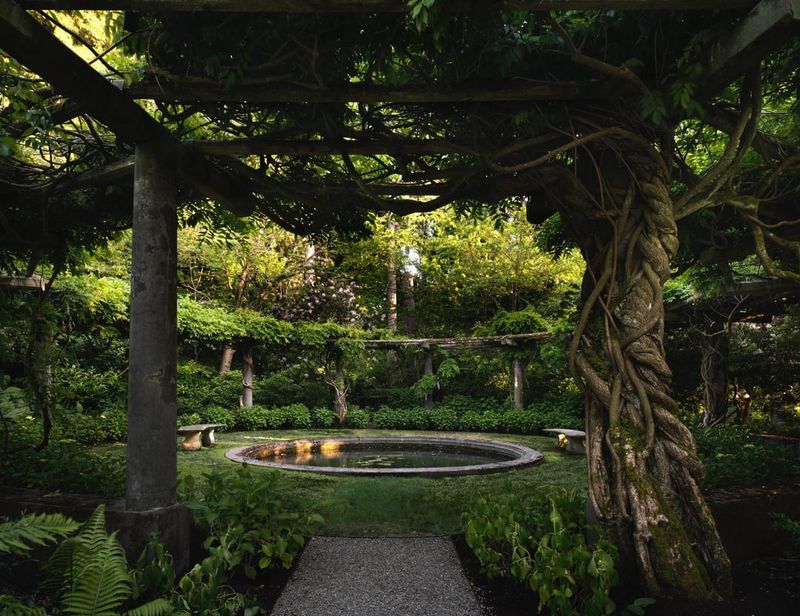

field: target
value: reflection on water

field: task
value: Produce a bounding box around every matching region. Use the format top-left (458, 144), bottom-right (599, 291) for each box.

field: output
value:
top-left (270, 446), bottom-right (506, 469)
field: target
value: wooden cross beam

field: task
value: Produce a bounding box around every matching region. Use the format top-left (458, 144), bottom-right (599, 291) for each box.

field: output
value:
top-left (123, 80), bottom-right (602, 105)
top-left (18, 1), bottom-right (757, 12)
top-left (0, 0), bottom-right (257, 216)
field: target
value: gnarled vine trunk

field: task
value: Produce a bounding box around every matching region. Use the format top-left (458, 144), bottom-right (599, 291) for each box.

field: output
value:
top-left (219, 343), bottom-right (236, 374)
top-left (566, 146), bottom-right (731, 599)
top-left (330, 357), bottom-right (349, 423)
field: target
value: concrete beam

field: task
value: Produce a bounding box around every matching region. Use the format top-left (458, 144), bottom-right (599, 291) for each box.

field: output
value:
top-left (0, 275), bottom-right (46, 290)
top-left (19, 1), bottom-right (757, 12)
top-left (0, 0), bottom-right (257, 216)
top-left (124, 79), bottom-right (603, 104)
top-left (701, 0), bottom-right (800, 95)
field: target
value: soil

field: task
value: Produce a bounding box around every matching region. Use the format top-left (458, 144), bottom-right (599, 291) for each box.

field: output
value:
top-left (453, 534), bottom-right (800, 616)
top-left (231, 560), bottom-right (298, 614)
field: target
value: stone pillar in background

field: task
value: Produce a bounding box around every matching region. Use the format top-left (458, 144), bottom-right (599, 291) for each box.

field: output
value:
top-left (424, 349), bottom-right (434, 409)
top-left (512, 357), bottom-right (525, 410)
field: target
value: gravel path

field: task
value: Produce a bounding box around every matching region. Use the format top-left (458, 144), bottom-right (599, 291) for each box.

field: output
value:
top-left (270, 536), bottom-right (485, 616)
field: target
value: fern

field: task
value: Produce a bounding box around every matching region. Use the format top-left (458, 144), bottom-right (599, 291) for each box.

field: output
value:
top-left (0, 594), bottom-right (48, 615)
top-left (61, 532), bottom-right (132, 615)
top-left (44, 505), bottom-right (132, 616)
top-left (0, 512), bottom-right (80, 556)
top-left (42, 535), bottom-right (81, 595)
top-left (7, 506), bottom-right (178, 616)
top-left (125, 598), bottom-right (179, 616)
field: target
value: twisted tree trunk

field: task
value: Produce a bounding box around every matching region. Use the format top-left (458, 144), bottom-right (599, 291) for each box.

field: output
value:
top-left (568, 146), bottom-right (731, 599)
top-left (219, 343), bottom-right (236, 374)
top-left (331, 356), bottom-right (349, 423)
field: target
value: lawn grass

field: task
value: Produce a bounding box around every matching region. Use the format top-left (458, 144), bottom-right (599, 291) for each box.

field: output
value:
top-left (163, 429), bottom-right (588, 536)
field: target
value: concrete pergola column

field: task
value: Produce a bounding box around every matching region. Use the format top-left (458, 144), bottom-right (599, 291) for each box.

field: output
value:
top-left (512, 357), bottom-right (525, 410)
top-left (126, 140), bottom-right (178, 511)
top-left (423, 349), bottom-right (434, 409)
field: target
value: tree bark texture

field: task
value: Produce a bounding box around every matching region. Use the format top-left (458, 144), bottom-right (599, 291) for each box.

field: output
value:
top-left (240, 344), bottom-right (254, 407)
top-left (25, 294), bottom-right (54, 451)
top-left (219, 343), bottom-right (235, 374)
top-left (700, 325), bottom-right (729, 427)
top-left (126, 140), bottom-right (178, 511)
top-left (333, 358), bottom-right (348, 423)
top-left (564, 146), bottom-right (731, 599)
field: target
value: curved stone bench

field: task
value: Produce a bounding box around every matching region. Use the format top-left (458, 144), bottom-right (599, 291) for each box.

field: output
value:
top-left (177, 423), bottom-right (224, 451)
top-left (542, 428), bottom-right (586, 455)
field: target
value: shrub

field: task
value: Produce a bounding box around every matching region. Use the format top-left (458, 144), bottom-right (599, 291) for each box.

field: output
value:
top-left (254, 369), bottom-right (330, 409)
top-left (232, 404), bottom-right (312, 430)
top-left (361, 386), bottom-right (419, 409)
top-left (52, 363), bottom-right (125, 414)
top-left (344, 406), bottom-right (369, 428)
top-left (402, 407), bottom-right (430, 430)
top-left (428, 406), bottom-right (459, 431)
top-left (311, 407), bottom-right (336, 428)
top-left (56, 408), bottom-right (128, 445)
top-left (464, 491), bottom-right (619, 616)
top-left (771, 512), bottom-right (800, 547)
top-left (694, 425), bottom-right (799, 488)
top-left (373, 406), bottom-right (400, 429)
top-left (199, 406), bottom-right (236, 430)
top-left (500, 410), bottom-right (545, 435)
top-left (440, 394), bottom-right (498, 415)
top-left (275, 403), bottom-right (312, 429)
top-left (177, 361), bottom-right (241, 413)
top-left (178, 412), bottom-right (202, 427)
top-left (526, 392), bottom-right (583, 430)
top-left (235, 405), bottom-right (271, 430)
top-left (373, 406), bottom-right (428, 430)
top-left (460, 410), bottom-right (503, 433)
top-left (0, 441), bottom-right (125, 497)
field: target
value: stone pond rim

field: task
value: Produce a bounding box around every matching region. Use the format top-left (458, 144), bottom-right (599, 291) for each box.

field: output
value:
top-left (225, 436), bottom-right (544, 477)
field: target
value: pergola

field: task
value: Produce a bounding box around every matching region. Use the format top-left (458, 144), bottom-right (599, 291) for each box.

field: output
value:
top-left (2, 0), bottom-right (798, 581)
top-left (360, 332), bottom-right (553, 408)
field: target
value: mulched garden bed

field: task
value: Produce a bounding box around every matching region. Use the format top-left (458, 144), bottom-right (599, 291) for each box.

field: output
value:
top-left (230, 560), bottom-right (299, 614)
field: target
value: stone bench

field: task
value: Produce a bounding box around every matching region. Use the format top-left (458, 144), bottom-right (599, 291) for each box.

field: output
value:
top-left (177, 423), bottom-right (224, 451)
top-left (542, 428), bottom-right (586, 455)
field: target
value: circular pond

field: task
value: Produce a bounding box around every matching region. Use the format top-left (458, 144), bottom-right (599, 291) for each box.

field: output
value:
top-left (226, 436), bottom-right (543, 476)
